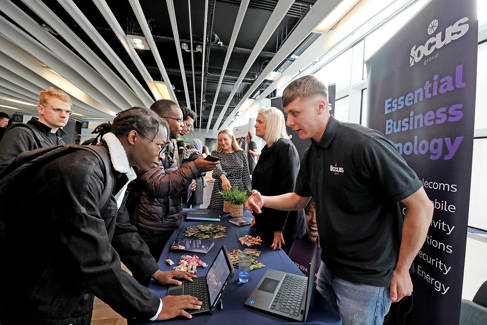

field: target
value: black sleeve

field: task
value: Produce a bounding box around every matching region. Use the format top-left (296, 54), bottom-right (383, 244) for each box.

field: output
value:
top-left (295, 149), bottom-right (312, 197)
top-left (111, 201), bottom-right (159, 282)
top-left (359, 135), bottom-right (422, 202)
top-left (50, 153), bottom-right (160, 320)
top-left (0, 127), bottom-right (38, 172)
top-left (269, 142), bottom-right (301, 231)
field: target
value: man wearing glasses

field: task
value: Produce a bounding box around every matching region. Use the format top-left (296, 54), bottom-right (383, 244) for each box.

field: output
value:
top-left (0, 88), bottom-right (71, 173)
top-left (133, 100), bottom-right (218, 260)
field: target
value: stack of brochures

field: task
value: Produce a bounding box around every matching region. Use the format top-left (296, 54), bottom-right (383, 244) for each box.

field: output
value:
top-left (170, 238), bottom-right (215, 254)
top-left (228, 216), bottom-right (253, 226)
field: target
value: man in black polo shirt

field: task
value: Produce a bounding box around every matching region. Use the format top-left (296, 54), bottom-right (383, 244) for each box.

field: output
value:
top-left (0, 88), bottom-right (70, 173)
top-left (247, 75), bottom-right (433, 325)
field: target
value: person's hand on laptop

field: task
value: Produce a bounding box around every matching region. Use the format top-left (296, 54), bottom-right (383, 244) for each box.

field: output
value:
top-left (157, 295), bottom-right (202, 320)
top-left (246, 190), bottom-right (264, 214)
top-left (152, 270), bottom-right (197, 286)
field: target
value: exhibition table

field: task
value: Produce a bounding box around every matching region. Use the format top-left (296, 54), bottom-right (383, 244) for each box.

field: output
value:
top-left (131, 209), bottom-right (341, 325)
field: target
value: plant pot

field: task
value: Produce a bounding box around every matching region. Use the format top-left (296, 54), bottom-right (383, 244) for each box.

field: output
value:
top-left (223, 200), bottom-right (231, 213)
top-left (229, 203), bottom-right (244, 217)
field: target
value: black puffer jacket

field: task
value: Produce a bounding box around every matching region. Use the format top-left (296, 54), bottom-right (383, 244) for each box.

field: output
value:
top-left (0, 147), bottom-right (160, 324)
top-left (135, 144), bottom-right (201, 231)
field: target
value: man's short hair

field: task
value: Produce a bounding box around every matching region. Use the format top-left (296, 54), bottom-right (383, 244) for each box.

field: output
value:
top-left (182, 107), bottom-right (196, 121)
top-left (257, 106), bottom-right (289, 144)
top-left (282, 75), bottom-right (328, 107)
top-left (150, 99), bottom-right (178, 117)
top-left (39, 88), bottom-right (72, 106)
top-left (0, 112), bottom-right (10, 119)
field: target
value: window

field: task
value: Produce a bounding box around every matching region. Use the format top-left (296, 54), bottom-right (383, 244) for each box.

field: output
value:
top-left (333, 96), bottom-right (350, 122)
top-left (361, 89), bottom-right (368, 126)
top-left (468, 137), bottom-right (487, 230)
top-left (474, 42), bottom-right (487, 133)
top-left (314, 49), bottom-right (353, 95)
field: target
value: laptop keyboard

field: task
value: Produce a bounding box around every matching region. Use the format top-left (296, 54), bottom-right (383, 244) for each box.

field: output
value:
top-left (270, 275), bottom-right (306, 317)
top-left (183, 277), bottom-right (210, 312)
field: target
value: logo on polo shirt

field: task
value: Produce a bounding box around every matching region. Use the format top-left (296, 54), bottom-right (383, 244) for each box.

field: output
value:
top-left (330, 163), bottom-right (344, 175)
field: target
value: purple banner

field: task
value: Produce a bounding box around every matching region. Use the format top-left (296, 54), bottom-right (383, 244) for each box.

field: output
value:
top-left (366, 0), bottom-right (477, 324)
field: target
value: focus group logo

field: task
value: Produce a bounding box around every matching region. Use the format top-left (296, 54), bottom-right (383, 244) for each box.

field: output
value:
top-left (409, 17), bottom-right (469, 67)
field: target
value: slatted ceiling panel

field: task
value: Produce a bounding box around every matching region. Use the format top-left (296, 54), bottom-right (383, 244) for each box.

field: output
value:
top-left (0, 0), bottom-right (324, 128)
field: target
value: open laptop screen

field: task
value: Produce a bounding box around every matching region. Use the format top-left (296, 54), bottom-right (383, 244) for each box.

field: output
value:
top-left (206, 249), bottom-right (231, 305)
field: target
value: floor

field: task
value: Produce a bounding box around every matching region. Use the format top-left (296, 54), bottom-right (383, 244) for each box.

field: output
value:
top-left (91, 264), bottom-right (129, 325)
top-left (91, 298), bottom-right (127, 325)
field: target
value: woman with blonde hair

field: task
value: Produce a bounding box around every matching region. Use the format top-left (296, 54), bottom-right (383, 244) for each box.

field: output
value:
top-left (251, 107), bottom-right (306, 252)
top-left (209, 129), bottom-right (251, 210)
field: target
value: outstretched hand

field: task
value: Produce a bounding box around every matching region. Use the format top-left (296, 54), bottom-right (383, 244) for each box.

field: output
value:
top-left (245, 190), bottom-right (264, 214)
top-left (152, 270), bottom-right (197, 286)
top-left (157, 295), bottom-right (202, 320)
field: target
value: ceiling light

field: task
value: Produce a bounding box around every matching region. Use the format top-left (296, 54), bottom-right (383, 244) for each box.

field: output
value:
top-left (239, 99), bottom-right (259, 113)
top-left (0, 96), bottom-right (37, 106)
top-left (313, 0), bottom-right (361, 33)
top-left (127, 35), bottom-right (150, 50)
top-left (0, 104), bottom-right (21, 111)
top-left (151, 81), bottom-right (172, 100)
top-left (265, 71), bottom-right (281, 81)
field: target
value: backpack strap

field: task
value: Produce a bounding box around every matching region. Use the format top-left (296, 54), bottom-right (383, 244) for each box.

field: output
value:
top-left (83, 145), bottom-right (114, 212)
top-left (9, 123), bottom-right (43, 148)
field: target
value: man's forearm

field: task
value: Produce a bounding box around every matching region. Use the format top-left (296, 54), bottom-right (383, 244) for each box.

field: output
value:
top-left (262, 193), bottom-right (309, 211)
top-left (396, 190), bottom-right (434, 272)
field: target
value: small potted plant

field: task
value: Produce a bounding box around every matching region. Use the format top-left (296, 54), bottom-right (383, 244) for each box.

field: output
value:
top-left (219, 189), bottom-right (232, 213)
top-left (227, 188), bottom-right (248, 218)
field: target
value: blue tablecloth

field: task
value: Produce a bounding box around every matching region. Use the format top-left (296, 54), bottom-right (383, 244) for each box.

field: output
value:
top-left (132, 210), bottom-right (341, 325)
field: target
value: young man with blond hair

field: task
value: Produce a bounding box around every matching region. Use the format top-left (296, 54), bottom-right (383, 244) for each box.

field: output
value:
top-left (0, 88), bottom-right (72, 172)
top-left (247, 75), bottom-right (434, 325)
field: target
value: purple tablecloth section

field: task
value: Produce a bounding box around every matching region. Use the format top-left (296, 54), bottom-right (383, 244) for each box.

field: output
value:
top-left (131, 209), bottom-right (341, 325)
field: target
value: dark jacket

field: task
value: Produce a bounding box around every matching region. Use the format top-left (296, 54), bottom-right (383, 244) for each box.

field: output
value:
top-left (251, 138), bottom-right (306, 248)
top-left (182, 147), bottom-right (205, 206)
top-left (135, 140), bottom-right (201, 232)
top-left (247, 140), bottom-right (257, 174)
top-left (0, 146), bottom-right (160, 324)
top-left (0, 117), bottom-right (65, 173)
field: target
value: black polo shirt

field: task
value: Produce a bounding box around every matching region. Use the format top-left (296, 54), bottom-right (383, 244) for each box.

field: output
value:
top-left (295, 117), bottom-right (422, 287)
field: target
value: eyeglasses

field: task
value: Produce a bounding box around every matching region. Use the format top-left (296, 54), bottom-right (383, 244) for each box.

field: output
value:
top-left (163, 116), bottom-right (183, 123)
top-left (43, 105), bottom-right (71, 115)
top-left (138, 131), bottom-right (170, 156)
top-left (184, 122), bottom-right (193, 130)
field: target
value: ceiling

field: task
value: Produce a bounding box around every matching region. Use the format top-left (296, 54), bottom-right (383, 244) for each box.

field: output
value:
top-left (0, 0), bottom-right (340, 131)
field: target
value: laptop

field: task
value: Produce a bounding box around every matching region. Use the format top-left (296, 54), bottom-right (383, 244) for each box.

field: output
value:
top-left (167, 245), bottom-right (234, 314)
top-left (184, 209), bottom-right (221, 222)
top-left (245, 244), bottom-right (318, 321)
